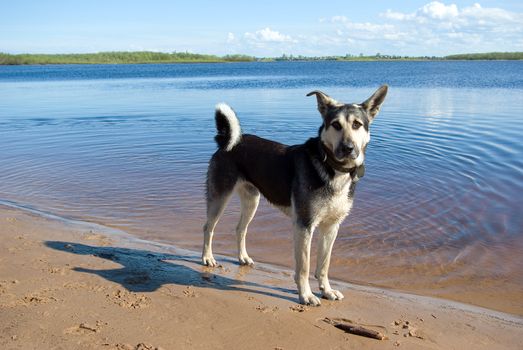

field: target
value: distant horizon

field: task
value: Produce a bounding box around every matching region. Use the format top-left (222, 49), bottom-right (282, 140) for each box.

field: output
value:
top-left (2, 1), bottom-right (522, 57)
top-left (2, 50), bottom-right (523, 59)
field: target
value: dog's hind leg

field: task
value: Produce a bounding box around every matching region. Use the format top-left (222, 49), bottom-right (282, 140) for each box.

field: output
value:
top-left (235, 181), bottom-right (260, 266)
top-left (202, 194), bottom-right (231, 267)
top-left (315, 222), bottom-right (344, 301)
top-left (202, 155), bottom-right (237, 267)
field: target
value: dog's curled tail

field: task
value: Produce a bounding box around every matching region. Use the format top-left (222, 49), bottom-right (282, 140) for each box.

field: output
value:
top-left (214, 103), bottom-right (242, 151)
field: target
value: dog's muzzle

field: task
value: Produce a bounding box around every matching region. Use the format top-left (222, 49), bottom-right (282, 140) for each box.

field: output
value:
top-left (319, 141), bottom-right (365, 180)
top-left (337, 141), bottom-right (359, 161)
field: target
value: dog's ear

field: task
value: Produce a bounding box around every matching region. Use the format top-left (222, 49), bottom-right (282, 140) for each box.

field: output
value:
top-left (361, 85), bottom-right (388, 122)
top-left (307, 90), bottom-right (340, 118)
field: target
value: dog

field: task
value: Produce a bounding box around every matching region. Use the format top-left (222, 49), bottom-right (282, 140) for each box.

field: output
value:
top-left (202, 85), bottom-right (388, 305)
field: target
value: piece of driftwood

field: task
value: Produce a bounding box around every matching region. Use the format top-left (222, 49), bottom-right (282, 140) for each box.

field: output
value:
top-left (323, 318), bottom-right (387, 340)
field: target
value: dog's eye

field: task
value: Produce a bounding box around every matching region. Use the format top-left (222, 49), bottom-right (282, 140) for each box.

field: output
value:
top-left (331, 121), bottom-right (342, 131)
top-left (352, 120), bottom-right (362, 130)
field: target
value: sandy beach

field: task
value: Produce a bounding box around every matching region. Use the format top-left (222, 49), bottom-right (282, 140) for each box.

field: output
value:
top-left (1, 203), bottom-right (522, 350)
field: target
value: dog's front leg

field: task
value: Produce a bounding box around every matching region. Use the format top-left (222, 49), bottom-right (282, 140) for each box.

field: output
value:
top-left (315, 222), bottom-right (344, 301)
top-left (294, 224), bottom-right (321, 306)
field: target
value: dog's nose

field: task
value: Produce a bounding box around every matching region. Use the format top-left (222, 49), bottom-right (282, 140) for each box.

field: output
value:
top-left (340, 141), bottom-right (354, 154)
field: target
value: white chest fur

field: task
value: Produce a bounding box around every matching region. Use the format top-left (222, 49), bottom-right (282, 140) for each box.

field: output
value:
top-left (313, 173), bottom-right (353, 226)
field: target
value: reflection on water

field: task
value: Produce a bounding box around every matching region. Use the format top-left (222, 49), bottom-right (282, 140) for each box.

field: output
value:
top-left (1, 62), bottom-right (522, 315)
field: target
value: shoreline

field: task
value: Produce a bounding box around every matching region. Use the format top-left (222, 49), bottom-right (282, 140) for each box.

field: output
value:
top-left (1, 201), bottom-right (522, 349)
top-left (2, 198), bottom-right (522, 320)
top-left (1, 59), bottom-right (523, 66)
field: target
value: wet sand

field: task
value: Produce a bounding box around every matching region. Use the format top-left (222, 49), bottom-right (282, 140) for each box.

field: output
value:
top-left (1, 204), bottom-right (522, 349)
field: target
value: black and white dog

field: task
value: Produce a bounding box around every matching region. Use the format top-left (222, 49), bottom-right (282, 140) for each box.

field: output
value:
top-left (202, 86), bottom-right (388, 305)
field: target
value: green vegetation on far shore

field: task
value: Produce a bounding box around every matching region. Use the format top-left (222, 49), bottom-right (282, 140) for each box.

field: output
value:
top-left (444, 52), bottom-right (523, 60)
top-left (267, 51), bottom-right (523, 61)
top-left (0, 51), bottom-right (522, 65)
top-left (266, 53), bottom-right (440, 61)
top-left (0, 51), bottom-right (256, 65)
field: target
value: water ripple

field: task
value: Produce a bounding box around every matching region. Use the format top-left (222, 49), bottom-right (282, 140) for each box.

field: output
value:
top-left (1, 63), bottom-right (523, 314)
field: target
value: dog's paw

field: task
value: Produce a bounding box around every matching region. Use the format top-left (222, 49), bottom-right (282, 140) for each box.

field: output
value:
top-left (322, 289), bottom-right (344, 301)
top-left (299, 293), bottom-right (322, 306)
top-left (202, 255), bottom-right (217, 267)
top-left (238, 255), bottom-right (254, 266)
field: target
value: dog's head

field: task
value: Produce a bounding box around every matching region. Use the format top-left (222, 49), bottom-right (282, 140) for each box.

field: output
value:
top-left (307, 85), bottom-right (388, 168)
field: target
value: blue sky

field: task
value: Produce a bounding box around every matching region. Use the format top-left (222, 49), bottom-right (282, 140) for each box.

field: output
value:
top-left (1, 0), bottom-right (522, 56)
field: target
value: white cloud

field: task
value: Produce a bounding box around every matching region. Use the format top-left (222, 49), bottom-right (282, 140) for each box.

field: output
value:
top-left (382, 10), bottom-right (415, 21)
top-left (329, 16), bottom-right (402, 42)
top-left (224, 2), bottom-right (523, 56)
top-left (331, 16), bottom-right (348, 23)
top-left (382, 1), bottom-right (522, 27)
top-left (420, 2), bottom-right (458, 20)
top-left (461, 3), bottom-right (519, 24)
top-left (244, 27), bottom-right (294, 43)
top-left (223, 27), bottom-right (298, 56)
top-left (344, 22), bottom-right (395, 34)
top-left (366, 1), bottom-right (523, 55)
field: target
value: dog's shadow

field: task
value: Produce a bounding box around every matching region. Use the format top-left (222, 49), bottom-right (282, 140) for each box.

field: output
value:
top-left (45, 241), bottom-right (297, 303)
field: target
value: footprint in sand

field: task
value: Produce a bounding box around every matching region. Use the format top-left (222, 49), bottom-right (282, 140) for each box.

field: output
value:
top-left (47, 266), bottom-right (67, 275)
top-left (391, 318), bottom-right (428, 341)
top-left (21, 291), bottom-right (57, 305)
top-left (255, 304), bottom-right (279, 313)
top-left (289, 304), bottom-right (309, 312)
top-left (123, 272), bottom-right (150, 285)
top-left (0, 280), bottom-right (8, 294)
top-left (182, 286), bottom-right (197, 298)
top-left (106, 343), bottom-right (165, 350)
top-left (108, 289), bottom-right (151, 309)
top-left (83, 231), bottom-right (113, 246)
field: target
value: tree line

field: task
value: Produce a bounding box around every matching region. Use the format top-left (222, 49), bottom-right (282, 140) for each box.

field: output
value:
top-left (0, 51), bottom-right (521, 65)
top-left (0, 51), bottom-right (255, 65)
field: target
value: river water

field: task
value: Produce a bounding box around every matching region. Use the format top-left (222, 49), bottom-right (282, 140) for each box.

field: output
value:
top-left (1, 61), bottom-right (522, 314)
